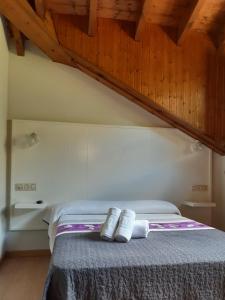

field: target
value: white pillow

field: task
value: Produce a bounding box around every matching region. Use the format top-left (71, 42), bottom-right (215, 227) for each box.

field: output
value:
top-left (47, 199), bottom-right (180, 226)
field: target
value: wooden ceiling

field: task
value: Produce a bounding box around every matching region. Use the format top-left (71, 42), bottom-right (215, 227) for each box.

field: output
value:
top-left (43, 0), bottom-right (224, 29)
top-left (42, 0), bottom-right (225, 45)
top-left (1, 0), bottom-right (225, 154)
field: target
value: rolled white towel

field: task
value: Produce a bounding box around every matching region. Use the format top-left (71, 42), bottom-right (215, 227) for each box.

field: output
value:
top-left (115, 209), bottom-right (136, 243)
top-left (132, 220), bottom-right (149, 239)
top-left (100, 207), bottom-right (121, 241)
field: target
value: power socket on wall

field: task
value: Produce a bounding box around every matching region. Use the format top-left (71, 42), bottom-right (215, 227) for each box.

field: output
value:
top-left (192, 185), bottom-right (208, 192)
top-left (15, 183), bottom-right (36, 191)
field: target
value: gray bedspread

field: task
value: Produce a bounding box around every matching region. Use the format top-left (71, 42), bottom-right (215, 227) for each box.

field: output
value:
top-left (43, 229), bottom-right (225, 300)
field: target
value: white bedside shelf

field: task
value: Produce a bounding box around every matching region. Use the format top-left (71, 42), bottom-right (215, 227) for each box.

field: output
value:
top-left (183, 201), bottom-right (216, 208)
top-left (14, 202), bottom-right (46, 209)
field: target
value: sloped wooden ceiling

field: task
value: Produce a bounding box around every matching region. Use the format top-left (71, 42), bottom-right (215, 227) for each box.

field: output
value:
top-left (1, 0), bottom-right (225, 154)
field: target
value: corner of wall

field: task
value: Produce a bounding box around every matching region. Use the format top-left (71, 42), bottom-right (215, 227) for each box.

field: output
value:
top-left (212, 152), bottom-right (225, 230)
top-left (0, 16), bottom-right (9, 259)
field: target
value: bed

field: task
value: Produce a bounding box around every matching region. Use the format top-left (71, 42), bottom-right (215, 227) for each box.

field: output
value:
top-left (43, 200), bottom-right (225, 300)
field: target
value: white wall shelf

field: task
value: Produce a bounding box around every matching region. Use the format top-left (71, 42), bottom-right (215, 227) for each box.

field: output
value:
top-left (183, 201), bottom-right (216, 208)
top-left (14, 202), bottom-right (46, 210)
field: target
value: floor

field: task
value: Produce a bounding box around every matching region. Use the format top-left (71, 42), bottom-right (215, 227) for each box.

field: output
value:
top-left (0, 256), bottom-right (50, 300)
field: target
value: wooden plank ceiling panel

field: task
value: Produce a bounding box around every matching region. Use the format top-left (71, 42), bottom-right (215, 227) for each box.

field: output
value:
top-left (53, 14), bottom-right (225, 143)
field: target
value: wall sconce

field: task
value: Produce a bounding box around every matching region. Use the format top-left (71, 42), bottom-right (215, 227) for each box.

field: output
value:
top-left (190, 140), bottom-right (204, 152)
top-left (27, 132), bottom-right (40, 147)
top-left (14, 132), bottom-right (40, 149)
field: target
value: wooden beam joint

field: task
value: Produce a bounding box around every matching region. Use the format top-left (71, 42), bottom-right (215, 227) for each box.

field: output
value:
top-left (135, 0), bottom-right (150, 41)
top-left (88, 0), bottom-right (97, 36)
top-left (35, 0), bottom-right (46, 19)
top-left (177, 0), bottom-right (205, 45)
top-left (9, 22), bottom-right (25, 56)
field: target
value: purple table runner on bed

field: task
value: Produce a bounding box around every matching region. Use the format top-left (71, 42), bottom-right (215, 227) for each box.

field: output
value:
top-left (56, 221), bottom-right (212, 237)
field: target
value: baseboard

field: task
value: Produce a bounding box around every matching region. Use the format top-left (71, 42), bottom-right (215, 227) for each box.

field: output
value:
top-left (5, 249), bottom-right (51, 258)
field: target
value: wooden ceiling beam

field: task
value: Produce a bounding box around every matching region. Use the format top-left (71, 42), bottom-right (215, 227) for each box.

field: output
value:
top-left (215, 22), bottom-right (225, 50)
top-left (35, 0), bottom-right (46, 18)
top-left (9, 22), bottom-right (25, 56)
top-left (43, 11), bottom-right (58, 42)
top-left (135, 0), bottom-right (151, 41)
top-left (1, 0), bottom-right (225, 155)
top-left (218, 32), bottom-right (225, 51)
top-left (177, 0), bottom-right (205, 45)
top-left (0, 0), bottom-right (72, 64)
top-left (88, 0), bottom-right (97, 36)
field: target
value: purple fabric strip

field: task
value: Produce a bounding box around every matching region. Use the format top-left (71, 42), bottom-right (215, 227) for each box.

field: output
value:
top-left (56, 221), bottom-right (212, 237)
top-left (56, 223), bottom-right (102, 236)
top-left (148, 221), bottom-right (211, 230)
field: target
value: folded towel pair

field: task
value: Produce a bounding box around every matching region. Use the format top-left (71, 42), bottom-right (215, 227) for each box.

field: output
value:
top-left (100, 207), bottom-right (149, 242)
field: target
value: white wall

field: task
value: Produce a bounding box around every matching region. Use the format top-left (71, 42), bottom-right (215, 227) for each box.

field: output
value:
top-left (7, 42), bottom-right (168, 251)
top-left (10, 120), bottom-right (212, 231)
top-left (0, 18), bottom-right (8, 258)
top-left (213, 154), bottom-right (225, 230)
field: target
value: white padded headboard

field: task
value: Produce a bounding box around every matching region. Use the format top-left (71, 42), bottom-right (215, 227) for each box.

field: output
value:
top-left (10, 120), bottom-right (212, 230)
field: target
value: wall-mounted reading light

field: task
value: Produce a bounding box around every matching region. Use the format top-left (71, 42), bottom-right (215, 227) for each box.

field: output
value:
top-left (190, 140), bottom-right (204, 152)
top-left (27, 132), bottom-right (40, 147)
top-left (14, 132), bottom-right (40, 149)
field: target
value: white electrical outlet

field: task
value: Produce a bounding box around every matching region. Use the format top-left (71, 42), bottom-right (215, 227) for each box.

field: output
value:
top-left (192, 185), bottom-right (208, 192)
top-left (30, 184), bottom-right (36, 191)
top-left (15, 184), bottom-right (24, 191)
top-left (15, 183), bottom-right (36, 191)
